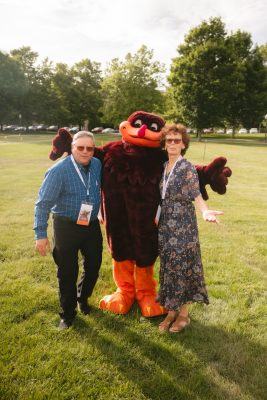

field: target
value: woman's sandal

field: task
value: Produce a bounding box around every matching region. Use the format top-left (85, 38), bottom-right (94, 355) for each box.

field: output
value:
top-left (169, 315), bottom-right (190, 333)
top-left (159, 314), bottom-right (177, 332)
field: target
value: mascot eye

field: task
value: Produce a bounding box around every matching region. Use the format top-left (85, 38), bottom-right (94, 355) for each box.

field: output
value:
top-left (150, 123), bottom-right (159, 132)
top-left (133, 119), bottom-right (142, 128)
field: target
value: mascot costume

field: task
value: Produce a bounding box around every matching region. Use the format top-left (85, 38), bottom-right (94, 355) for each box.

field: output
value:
top-left (49, 111), bottom-right (231, 317)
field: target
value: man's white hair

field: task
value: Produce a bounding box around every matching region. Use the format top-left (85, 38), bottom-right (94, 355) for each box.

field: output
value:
top-left (72, 131), bottom-right (95, 145)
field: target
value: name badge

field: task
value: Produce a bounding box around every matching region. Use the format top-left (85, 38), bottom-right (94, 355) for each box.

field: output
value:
top-left (77, 203), bottom-right (93, 226)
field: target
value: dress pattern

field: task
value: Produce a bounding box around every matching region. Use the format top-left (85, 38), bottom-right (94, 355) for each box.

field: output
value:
top-left (157, 158), bottom-right (209, 311)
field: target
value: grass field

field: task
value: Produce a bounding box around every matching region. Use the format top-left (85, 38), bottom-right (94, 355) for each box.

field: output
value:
top-left (0, 134), bottom-right (266, 400)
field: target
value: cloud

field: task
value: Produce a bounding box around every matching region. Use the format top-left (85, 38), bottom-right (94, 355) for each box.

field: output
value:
top-left (0, 0), bottom-right (266, 70)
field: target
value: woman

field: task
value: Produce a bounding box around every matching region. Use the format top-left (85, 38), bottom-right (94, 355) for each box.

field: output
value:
top-left (157, 124), bottom-right (223, 333)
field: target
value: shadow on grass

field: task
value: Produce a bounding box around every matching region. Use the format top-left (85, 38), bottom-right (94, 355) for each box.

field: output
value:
top-left (2, 296), bottom-right (265, 399)
top-left (74, 307), bottom-right (266, 400)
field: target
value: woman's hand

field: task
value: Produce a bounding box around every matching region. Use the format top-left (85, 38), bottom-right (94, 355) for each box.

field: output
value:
top-left (202, 210), bottom-right (224, 224)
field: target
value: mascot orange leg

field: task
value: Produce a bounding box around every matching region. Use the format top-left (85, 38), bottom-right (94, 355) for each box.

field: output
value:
top-left (99, 260), bottom-right (135, 314)
top-left (135, 266), bottom-right (166, 317)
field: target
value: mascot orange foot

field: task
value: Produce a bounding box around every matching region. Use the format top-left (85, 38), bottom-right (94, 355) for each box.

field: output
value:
top-left (135, 265), bottom-right (166, 317)
top-left (99, 260), bottom-right (166, 317)
top-left (99, 260), bottom-right (135, 314)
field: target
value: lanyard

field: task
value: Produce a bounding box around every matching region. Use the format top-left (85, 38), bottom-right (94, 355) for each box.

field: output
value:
top-left (162, 156), bottom-right (182, 199)
top-left (71, 155), bottom-right (91, 196)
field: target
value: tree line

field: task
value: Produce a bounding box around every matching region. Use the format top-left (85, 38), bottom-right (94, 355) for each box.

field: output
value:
top-left (1, 17), bottom-right (267, 135)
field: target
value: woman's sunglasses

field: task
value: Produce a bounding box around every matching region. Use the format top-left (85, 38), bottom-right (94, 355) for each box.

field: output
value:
top-left (76, 145), bottom-right (94, 152)
top-left (166, 138), bottom-right (182, 144)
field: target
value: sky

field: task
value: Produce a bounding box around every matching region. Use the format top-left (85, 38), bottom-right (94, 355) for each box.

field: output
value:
top-left (1, 0), bottom-right (266, 72)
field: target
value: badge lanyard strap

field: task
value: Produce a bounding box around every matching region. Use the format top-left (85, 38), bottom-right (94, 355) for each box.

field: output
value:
top-left (162, 156), bottom-right (182, 200)
top-left (71, 155), bottom-right (91, 196)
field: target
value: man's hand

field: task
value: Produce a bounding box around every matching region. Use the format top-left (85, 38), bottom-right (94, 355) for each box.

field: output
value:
top-left (35, 238), bottom-right (50, 256)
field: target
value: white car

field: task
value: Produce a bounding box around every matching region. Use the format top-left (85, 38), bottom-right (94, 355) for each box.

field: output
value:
top-left (102, 128), bottom-right (115, 134)
top-left (226, 129), bottom-right (233, 134)
top-left (91, 127), bottom-right (104, 133)
top-left (14, 126), bottom-right (26, 132)
top-left (249, 128), bottom-right (258, 133)
top-left (238, 128), bottom-right (248, 134)
top-left (69, 127), bottom-right (79, 133)
top-left (47, 125), bottom-right (58, 131)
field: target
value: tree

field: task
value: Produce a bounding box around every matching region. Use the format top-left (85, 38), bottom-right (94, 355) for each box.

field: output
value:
top-left (162, 86), bottom-right (184, 123)
top-left (167, 18), bottom-right (267, 138)
top-left (258, 43), bottom-right (267, 136)
top-left (69, 59), bottom-right (102, 129)
top-left (0, 51), bottom-right (26, 127)
top-left (50, 63), bottom-right (75, 126)
top-left (240, 47), bottom-right (267, 129)
top-left (49, 60), bottom-right (103, 129)
top-left (167, 17), bottom-right (232, 139)
top-left (9, 47), bottom-right (63, 127)
top-left (10, 47), bottom-right (41, 126)
top-left (33, 57), bottom-right (61, 126)
top-left (225, 33), bottom-right (267, 133)
top-left (258, 43), bottom-right (267, 63)
top-left (101, 46), bottom-right (165, 126)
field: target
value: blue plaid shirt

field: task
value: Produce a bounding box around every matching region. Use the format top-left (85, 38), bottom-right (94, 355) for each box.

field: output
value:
top-left (34, 155), bottom-right (102, 239)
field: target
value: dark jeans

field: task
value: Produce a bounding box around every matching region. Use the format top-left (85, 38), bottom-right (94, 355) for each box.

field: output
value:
top-left (52, 216), bottom-right (103, 320)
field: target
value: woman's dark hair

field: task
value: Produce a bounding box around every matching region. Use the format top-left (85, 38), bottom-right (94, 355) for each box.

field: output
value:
top-left (160, 123), bottom-right (190, 156)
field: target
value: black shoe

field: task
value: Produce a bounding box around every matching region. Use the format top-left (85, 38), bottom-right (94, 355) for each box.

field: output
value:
top-left (58, 319), bottom-right (72, 330)
top-left (78, 302), bottom-right (91, 315)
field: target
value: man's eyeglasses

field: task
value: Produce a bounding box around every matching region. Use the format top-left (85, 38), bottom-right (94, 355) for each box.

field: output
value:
top-left (76, 146), bottom-right (94, 152)
top-left (166, 138), bottom-right (182, 144)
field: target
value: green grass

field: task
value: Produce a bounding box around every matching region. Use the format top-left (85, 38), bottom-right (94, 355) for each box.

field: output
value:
top-left (0, 134), bottom-right (266, 400)
top-left (199, 132), bottom-right (267, 142)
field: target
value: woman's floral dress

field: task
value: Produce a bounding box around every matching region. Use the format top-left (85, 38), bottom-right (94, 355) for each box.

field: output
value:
top-left (157, 158), bottom-right (209, 311)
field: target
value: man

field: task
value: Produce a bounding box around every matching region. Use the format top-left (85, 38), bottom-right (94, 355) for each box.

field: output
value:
top-left (34, 131), bottom-right (102, 329)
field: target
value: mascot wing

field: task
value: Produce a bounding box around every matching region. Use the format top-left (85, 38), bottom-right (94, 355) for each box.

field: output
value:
top-left (196, 157), bottom-right (232, 200)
